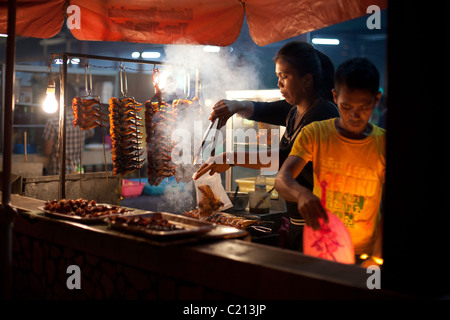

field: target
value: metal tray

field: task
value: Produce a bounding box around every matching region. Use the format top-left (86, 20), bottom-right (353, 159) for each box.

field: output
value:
top-left (38, 206), bottom-right (137, 224)
top-left (106, 212), bottom-right (217, 239)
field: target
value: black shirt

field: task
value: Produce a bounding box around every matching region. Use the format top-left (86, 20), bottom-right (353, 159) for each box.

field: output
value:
top-left (249, 99), bottom-right (340, 219)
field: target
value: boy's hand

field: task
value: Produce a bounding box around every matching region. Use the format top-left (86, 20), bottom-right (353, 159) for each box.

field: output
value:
top-left (297, 191), bottom-right (329, 230)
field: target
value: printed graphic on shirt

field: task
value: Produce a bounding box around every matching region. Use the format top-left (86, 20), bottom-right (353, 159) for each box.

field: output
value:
top-left (317, 157), bottom-right (379, 229)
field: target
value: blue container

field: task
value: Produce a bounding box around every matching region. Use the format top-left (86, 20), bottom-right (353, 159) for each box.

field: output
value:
top-left (129, 177), bottom-right (187, 195)
top-left (13, 144), bottom-right (36, 154)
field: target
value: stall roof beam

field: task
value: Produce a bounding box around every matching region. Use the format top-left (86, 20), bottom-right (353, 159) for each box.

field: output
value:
top-left (57, 52), bottom-right (164, 66)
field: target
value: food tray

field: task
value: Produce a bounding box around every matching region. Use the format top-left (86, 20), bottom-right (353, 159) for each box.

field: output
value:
top-left (38, 206), bottom-right (137, 224)
top-left (106, 212), bottom-right (216, 239)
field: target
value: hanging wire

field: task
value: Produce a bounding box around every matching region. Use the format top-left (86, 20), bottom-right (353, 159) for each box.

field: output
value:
top-left (119, 62), bottom-right (129, 97)
top-left (84, 60), bottom-right (91, 97)
top-left (49, 53), bottom-right (169, 74)
top-left (119, 61), bottom-right (124, 96)
top-left (83, 59), bottom-right (95, 98)
top-left (184, 71), bottom-right (191, 99)
top-left (152, 66), bottom-right (163, 105)
top-left (123, 66), bottom-right (128, 97)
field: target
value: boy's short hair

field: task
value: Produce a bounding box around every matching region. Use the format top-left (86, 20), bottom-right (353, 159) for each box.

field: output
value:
top-left (334, 57), bottom-right (380, 95)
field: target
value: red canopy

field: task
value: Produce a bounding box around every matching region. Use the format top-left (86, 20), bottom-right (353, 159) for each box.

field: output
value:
top-left (0, 0), bottom-right (387, 46)
top-left (0, 0), bottom-right (65, 38)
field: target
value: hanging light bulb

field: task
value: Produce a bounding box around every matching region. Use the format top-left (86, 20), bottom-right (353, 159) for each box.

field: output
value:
top-left (43, 79), bottom-right (58, 113)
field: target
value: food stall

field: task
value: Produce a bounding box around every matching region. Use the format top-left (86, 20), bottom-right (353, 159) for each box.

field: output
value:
top-left (3, 0), bottom-right (450, 302)
top-left (9, 193), bottom-right (397, 300)
top-left (4, 49), bottom-right (386, 299)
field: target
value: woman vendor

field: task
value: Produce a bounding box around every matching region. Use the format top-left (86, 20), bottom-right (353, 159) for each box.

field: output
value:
top-left (194, 41), bottom-right (340, 251)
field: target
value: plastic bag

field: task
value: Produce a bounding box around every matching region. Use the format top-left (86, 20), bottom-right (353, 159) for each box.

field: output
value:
top-left (193, 172), bottom-right (232, 216)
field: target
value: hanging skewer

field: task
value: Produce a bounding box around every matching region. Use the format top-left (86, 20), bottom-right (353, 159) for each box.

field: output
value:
top-left (109, 62), bottom-right (144, 178)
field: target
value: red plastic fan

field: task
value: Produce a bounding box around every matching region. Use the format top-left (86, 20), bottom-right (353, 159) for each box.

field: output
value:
top-left (303, 181), bottom-right (355, 264)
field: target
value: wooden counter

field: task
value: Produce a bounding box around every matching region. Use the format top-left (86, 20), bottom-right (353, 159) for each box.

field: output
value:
top-left (6, 193), bottom-right (404, 299)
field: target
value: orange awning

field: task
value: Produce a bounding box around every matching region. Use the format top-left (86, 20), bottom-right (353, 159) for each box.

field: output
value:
top-left (0, 0), bottom-right (387, 45)
top-left (0, 0), bottom-right (65, 38)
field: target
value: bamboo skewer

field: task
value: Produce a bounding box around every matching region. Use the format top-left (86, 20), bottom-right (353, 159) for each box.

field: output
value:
top-left (24, 131), bottom-right (28, 163)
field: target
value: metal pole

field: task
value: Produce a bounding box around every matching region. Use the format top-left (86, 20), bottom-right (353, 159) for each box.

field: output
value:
top-left (58, 54), bottom-right (67, 199)
top-left (0, 0), bottom-right (18, 300)
top-left (62, 52), bottom-right (163, 66)
top-left (1, 64), bottom-right (5, 153)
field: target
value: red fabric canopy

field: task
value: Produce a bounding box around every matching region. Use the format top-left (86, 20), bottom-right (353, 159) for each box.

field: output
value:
top-left (246, 0), bottom-right (387, 46)
top-left (70, 0), bottom-right (244, 46)
top-left (0, 0), bottom-right (65, 38)
top-left (0, 0), bottom-right (387, 46)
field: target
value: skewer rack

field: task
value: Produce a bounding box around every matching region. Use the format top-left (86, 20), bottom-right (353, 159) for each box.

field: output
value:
top-left (54, 52), bottom-right (166, 199)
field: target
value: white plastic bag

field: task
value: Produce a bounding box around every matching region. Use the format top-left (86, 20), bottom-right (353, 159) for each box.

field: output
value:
top-left (193, 172), bottom-right (233, 214)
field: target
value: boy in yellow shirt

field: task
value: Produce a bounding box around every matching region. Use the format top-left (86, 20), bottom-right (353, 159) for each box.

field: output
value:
top-left (275, 57), bottom-right (384, 266)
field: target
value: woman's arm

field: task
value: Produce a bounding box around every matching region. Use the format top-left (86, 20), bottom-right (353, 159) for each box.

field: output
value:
top-left (249, 100), bottom-right (293, 126)
top-left (210, 100), bottom-right (255, 128)
top-left (209, 99), bottom-right (293, 128)
top-left (193, 151), bottom-right (275, 180)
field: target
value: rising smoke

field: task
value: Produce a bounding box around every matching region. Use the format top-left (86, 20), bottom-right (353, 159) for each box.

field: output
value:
top-left (161, 44), bottom-right (263, 164)
top-left (161, 44), bottom-right (280, 168)
top-left (162, 44), bottom-right (262, 104)
top-left (155, 44), bottom-right (264, 212)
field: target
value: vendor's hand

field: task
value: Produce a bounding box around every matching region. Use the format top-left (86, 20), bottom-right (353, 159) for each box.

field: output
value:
top-left (297, 192), bottom-right (329, 231)
top-left (210, 100), bottom-right (243, 128)
top-left (193, 155), bottom-right (230, 180)
top-left (194, 162), bottom-right (230, 180)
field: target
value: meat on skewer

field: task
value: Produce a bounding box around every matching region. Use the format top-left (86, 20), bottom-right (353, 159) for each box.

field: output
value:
top-left (144, 97), bottom-right (204, 186)
top-left (109, 97), bottom-right (144, 176)
top-left (72, 96), bottom-right (108, 130)
top-left (144, 100), bottom-right (177, 186)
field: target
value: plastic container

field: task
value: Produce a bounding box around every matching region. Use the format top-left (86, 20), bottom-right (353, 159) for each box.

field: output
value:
top-left (226, 191), bottom-right (249, 211)
top-left (235, 177), bottom-right (277, 197)
top-left (121, 179), bottom-right (145, 198)
top-left (254, 172), bottom-right (266, 194)
top-left (248, 191), bottom-right (270, 214)
top-left (142, 176), bottom-right (187, 195)
top-left (13, 144), bottom-right (36, 154)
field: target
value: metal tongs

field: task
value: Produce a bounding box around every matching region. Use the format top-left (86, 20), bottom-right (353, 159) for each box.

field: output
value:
top-left (193, 118), bottom-right (223, 165)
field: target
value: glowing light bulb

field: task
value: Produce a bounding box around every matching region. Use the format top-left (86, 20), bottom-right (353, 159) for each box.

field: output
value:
top-left (43, 79), bottom-right (58, 113)
top-left (373, 257), bottom-right (384, 265)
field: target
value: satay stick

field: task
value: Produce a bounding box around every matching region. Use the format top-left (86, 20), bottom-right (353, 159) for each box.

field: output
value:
top-left (101, 125), bottom-right (108, 182)
top-left (24, 131), bottom-right (28, 163)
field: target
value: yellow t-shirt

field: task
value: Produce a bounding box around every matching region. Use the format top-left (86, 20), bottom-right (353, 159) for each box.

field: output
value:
top-left (290, 118), bottom-right (386, 254)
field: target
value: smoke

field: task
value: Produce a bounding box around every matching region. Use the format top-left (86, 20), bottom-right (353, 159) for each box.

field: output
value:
top-left (162, 44), bottom-right (262, 107)
top-left (160, 43), bottom-right (264, 165)
top-left (159, 182), bottom-right (195, 213)
top-left (153, 44), bottom-right (263, 213)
